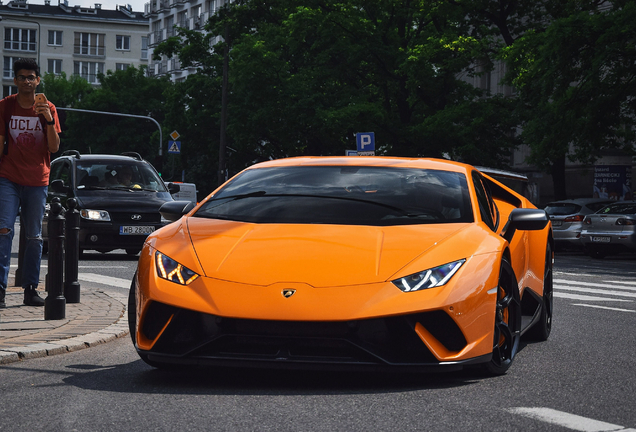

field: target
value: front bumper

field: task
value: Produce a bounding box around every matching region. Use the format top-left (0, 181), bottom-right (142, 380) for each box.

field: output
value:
top-left (136, 301), bottom-right (492, 371)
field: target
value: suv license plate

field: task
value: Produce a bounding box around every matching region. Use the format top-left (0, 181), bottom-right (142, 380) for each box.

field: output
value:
top-left (120, 226), bottom-right (155, 235)
top-left (591, 236), bottom-right (610, 243)
top-left (552, 221), bottom-right (563, 227)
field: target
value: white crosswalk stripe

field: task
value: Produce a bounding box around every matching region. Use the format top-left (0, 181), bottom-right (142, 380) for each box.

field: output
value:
top-left (78, 273), bottom-right (131, 289)
top-left (553, 273), bottom-right (635, 313)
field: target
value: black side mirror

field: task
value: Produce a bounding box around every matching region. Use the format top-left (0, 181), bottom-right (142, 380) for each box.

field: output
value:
top-left (167, 182), bottom-right (181, 194)
top-left (160, 200), bottom-right (195, 222)
top-left (50, 179), bottom-right (70, 194)
top-left (502, 208), bottom-right (549, 242)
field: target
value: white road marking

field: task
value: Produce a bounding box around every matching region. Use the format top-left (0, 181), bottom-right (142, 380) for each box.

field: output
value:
top-left (78, 273), bottom-right (131, 289)
top-left (555, 279), bottom-right (636, 292)
top-left (508, 407), bottom-right (636, 431)
top-left (555, 285), bottom-right (636, 298)
top-left (554, 292), bottom-right (632, 302)
top-left (572, 304), bottom-right (636, 313)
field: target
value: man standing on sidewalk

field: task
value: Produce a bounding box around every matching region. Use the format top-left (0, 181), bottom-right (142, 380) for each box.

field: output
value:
top-left (0, 58), bottom-right (61, 308)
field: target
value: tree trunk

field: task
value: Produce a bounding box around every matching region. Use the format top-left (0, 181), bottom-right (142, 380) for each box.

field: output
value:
top-left (551, 155), bottom-right (567, 200)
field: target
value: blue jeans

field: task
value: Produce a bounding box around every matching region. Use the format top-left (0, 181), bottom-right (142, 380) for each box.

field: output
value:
top-left (0, 177), bottom-right (48, 291)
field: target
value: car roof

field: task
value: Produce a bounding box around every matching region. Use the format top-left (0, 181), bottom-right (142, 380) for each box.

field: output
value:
top-left (546, 198), bottom-right (614, 205)
top-left (56, 154), bottom-right (149, 164)
top-left (246, 156), bottom-right (475, 174)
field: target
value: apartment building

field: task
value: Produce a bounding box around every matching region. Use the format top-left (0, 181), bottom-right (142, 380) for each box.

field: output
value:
top-left (1, 0), bottom-right (149, 97)
top-left (145, 0), bottom-right (226, 82)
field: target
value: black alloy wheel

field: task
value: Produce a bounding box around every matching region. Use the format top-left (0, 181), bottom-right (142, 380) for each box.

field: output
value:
top-left (526, 244), bottom-right (553, 341)
top-left (485, 256), bottom-right (521, 375)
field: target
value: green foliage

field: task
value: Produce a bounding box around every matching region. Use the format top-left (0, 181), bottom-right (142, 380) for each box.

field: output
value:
top-left (40, 72), bottom-right (94, 108)
top-left (61, 66), bottom-right (173, 164)
top-left (155, 0), bottom-right (520, 177)
top-left (502, 1), bottom-right (636, 174)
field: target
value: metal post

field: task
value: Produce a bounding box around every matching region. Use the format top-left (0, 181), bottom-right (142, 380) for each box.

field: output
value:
top-left (45, 197), bottom-right (65, 320)
top-left (64, 198), bottom-right (81, 303)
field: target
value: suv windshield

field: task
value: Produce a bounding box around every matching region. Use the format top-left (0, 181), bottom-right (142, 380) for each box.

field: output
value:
top-left (195, 166), bottom-right (474, 226)
top-left (75, 161), bottom-right (166, 192)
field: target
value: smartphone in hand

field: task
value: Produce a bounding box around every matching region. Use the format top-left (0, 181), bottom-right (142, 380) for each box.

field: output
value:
top-left (35, 93), bottom-right (48, 105)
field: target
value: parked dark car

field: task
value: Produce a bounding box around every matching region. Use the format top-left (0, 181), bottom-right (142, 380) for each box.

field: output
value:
top-left (43, 151), bottom-right (179, 256)
top-left (544, 198), bottom-right (614, 250)
top-left (579, 201), bottom-right (636, 259)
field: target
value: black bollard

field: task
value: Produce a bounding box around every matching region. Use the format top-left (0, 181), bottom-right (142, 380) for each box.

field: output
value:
top-left (64, 198), bottom-right (81, 303)
top-left (45, 197), bottom-right (65, 320)
top-left (14, 215), bottom-right (26, 286)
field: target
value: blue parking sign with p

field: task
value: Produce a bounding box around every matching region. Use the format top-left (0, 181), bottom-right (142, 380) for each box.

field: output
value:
top-left (356, 132), bottom-right (375, 155)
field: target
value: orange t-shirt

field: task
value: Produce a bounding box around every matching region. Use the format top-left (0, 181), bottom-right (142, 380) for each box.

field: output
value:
top-left (0, 94), bottom-right (61, 187)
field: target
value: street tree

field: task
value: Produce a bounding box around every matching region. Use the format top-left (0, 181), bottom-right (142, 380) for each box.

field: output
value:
top-left (154, 0), bottom-right (523, 180)
top-left (61, 66), bottom-right (173, 164)
top-left (501, 1), bottom-right (636, 199)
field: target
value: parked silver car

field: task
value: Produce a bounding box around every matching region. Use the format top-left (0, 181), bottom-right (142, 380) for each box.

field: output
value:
top-left (544, 198), bottom-right (613, 249)
top-left (579, 201), bottom-right (636, 258)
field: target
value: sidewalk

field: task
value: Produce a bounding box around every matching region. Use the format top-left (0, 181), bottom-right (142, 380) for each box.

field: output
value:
top-left (0, 271), bottom-right (129, 365)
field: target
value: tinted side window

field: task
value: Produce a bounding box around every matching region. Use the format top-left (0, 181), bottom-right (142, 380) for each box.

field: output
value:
top-left (472, 172), bottom-right (495, 230)
top-left (50, 160), bottom-right (71, 186)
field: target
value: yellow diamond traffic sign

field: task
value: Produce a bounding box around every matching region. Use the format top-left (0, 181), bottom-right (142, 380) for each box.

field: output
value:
top-left (170, 130), bottom-right (180, 140)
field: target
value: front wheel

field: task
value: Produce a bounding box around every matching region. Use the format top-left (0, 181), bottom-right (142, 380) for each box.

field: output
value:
top-left (526, 244), bottom-right (553, 341)
top-left (484, 256), bottom-right (521, 376)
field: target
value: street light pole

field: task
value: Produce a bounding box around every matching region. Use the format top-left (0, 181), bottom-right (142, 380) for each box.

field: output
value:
top-left (56, 107), bottom-right (164, 156)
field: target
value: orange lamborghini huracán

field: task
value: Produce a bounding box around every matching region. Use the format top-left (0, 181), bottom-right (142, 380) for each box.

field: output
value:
top-left (129, 157), bottom-right (553, 375)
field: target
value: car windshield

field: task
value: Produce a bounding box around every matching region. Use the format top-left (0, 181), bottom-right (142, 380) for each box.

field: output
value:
top-left (75, 161), bottom-right (167, 192)
top-left (596, 203), bottom-right (636, 215)
top-left (195, 166), bottom-right (474, 226)
top-left (544, 203), bottom-right (581, 216)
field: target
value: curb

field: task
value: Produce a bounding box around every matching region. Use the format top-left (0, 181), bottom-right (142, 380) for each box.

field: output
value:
top-left (0, 290), bottom-right (130, 365)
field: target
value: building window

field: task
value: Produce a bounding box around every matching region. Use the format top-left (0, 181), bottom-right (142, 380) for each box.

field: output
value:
top-left (141, 37), bottom-right (148, 60)
top-left (116, 63), bottom-right (130, 71)
top-left (4, 28), bottom-right (37, 52)
top-left (74, 33), bottom-right (105, 56)
top-left (48, 30), bottom-right (63, 46)
top-left (116, 35), bottom-right (131, 51)
top-left (3, 85), bottom-right (19, 98)
top-left (2, 56), bottom-right (28, 79)
top-left (48, 59), bottom-right (63, 75)
top-left (74, 61), bottom-right (104, 83)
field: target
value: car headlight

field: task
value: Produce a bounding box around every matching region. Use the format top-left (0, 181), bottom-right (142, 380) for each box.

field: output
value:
top-left (392, 259), bottom-right (466, 292)
top-left (80, 209), bottom-right (111, 221)
top-left (155, 251), bottom-right (199, 285)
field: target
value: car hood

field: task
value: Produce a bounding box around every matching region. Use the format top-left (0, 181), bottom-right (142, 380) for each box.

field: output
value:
top-left (75, 190), bottom-right (173, 211)
top-left (183, 217), bottom-right (477, 287)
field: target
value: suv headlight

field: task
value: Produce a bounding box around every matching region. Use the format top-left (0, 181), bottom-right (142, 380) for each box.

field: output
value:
top-left (392, 259), bottom-right (465, 292)
top-left (80, 209), bottom-right (111, 221)
top-left (156, 252), bottom-right (199, 285)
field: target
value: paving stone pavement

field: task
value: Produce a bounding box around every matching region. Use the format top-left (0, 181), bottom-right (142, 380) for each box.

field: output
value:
top-left (0, 273), bottom-right (129, 365)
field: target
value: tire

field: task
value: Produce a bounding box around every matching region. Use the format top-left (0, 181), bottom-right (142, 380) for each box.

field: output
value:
top-left (484, 256), bottom-right (521, 376)
top-left (526, 244), bottom-right (553, 341)
top-left (127, 278), bottom-right (138, 345)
